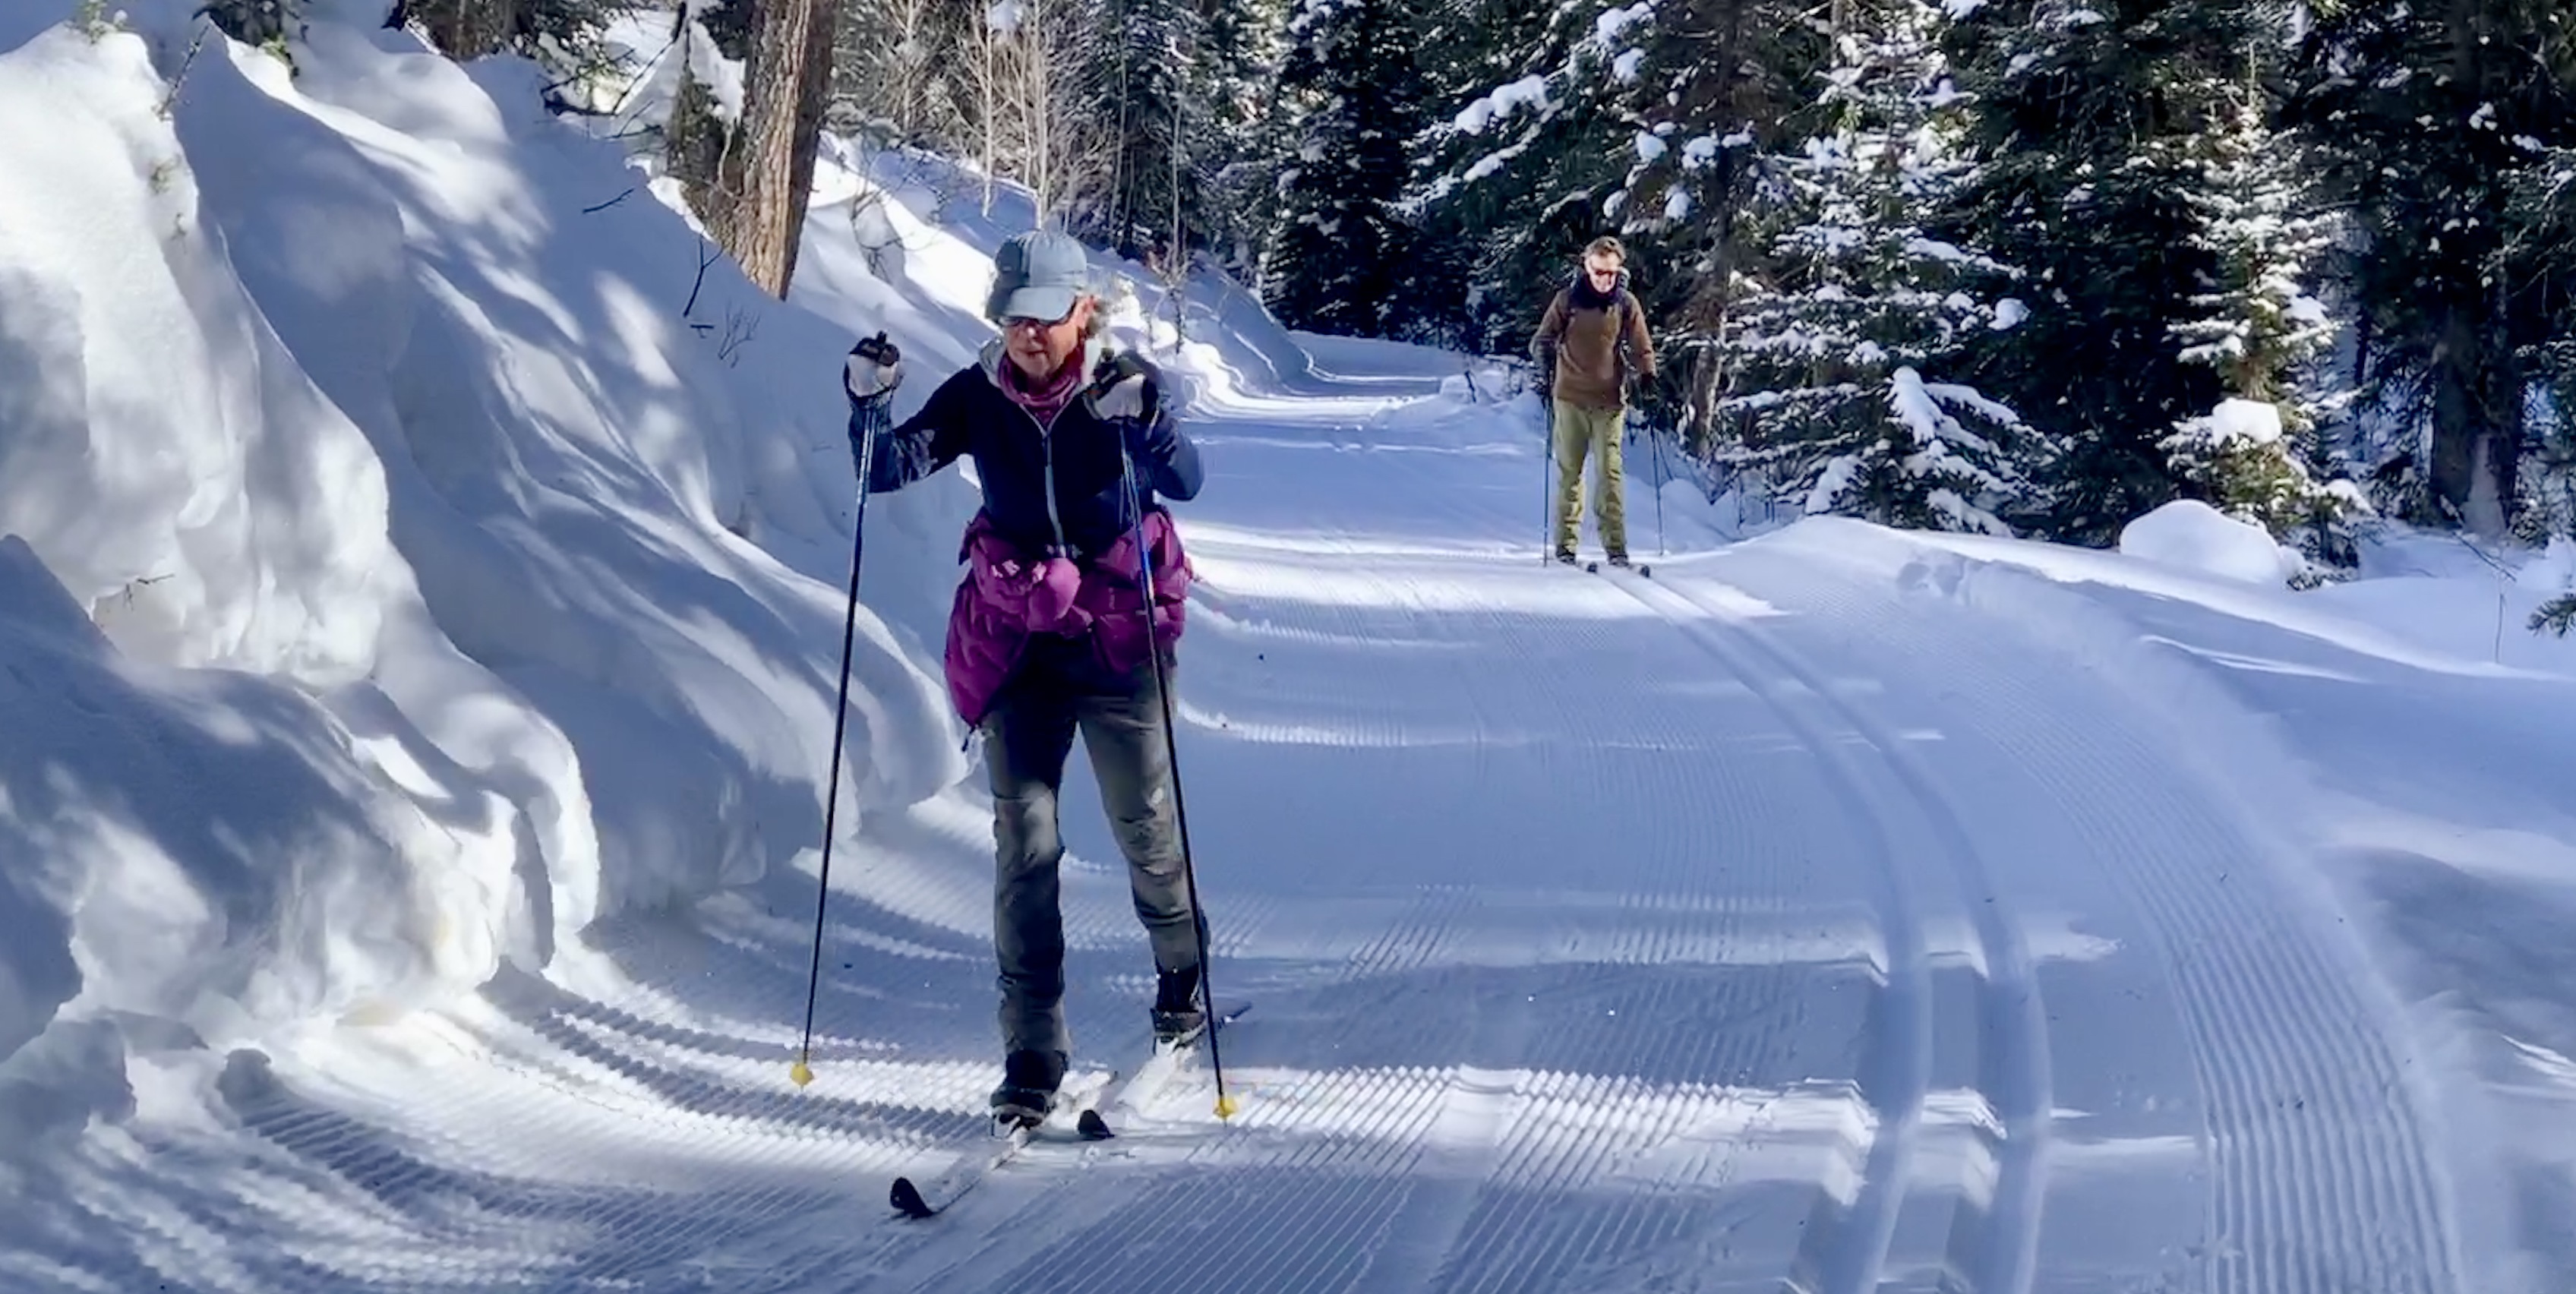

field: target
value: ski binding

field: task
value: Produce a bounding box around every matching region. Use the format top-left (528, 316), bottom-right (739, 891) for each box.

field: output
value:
top-left (1075, 1000), bottom-right (1252, 1141)
top-left (889, 1068), bottom-right (1116, 1220)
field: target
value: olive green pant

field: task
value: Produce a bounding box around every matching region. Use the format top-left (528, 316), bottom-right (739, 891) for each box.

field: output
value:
top-left (1552, 399), bottom-right (1627, 559)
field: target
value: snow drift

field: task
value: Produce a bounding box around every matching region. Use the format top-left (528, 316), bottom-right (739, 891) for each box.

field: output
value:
top-left (0, 5), bottom-right (988, 1135)
top-left (2118, 497), bottom-right (2305, 585)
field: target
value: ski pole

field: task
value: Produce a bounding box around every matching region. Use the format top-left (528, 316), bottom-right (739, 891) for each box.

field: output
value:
top-left (1119, 435), bottom-right (1234, 1119)
top-left (1540, 390), bottom-right (1555, 564)
top-left (1653, 416), bottom-right (1668, 556)
top-left (792, 339), bottom-right (895, 1089)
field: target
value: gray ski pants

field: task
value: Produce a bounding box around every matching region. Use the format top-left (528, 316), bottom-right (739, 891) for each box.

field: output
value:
top-left (982, 645), bottom-right (1198, 1059)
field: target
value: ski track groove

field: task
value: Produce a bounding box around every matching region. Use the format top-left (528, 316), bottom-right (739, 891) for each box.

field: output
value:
top-left (2095, 746), bottom-right (2407, 1294)
top-left (2095, 765), bottom-right (2437, 1293)
top-left (1150, 711), bottom-right (1485, 1289)
top-left (1809, 561), bottom-right (2344, 1294)
top-left (213, 1085), bottom-right (832, 1290)
top-left (1438, 1089), bottom-right (1561, 1289)
top-left (401, 882), bottom-right (1151, 1292)
top-left (1593, 1078), bottom-right (1716, 1265)
top-left (1415, 565), bottom-right (1798, 1292)
top-left (1649, 569), bottom-right (2055, 1294)
top-left (1574, 569), bottom-right (1936, 1294)
top-left (1451, 1076), bottom-right (1612, 1292)
top-left (1028, 828), bottom-right (1476, 1294)
top-left (1728, 544), bottom-right (2458, 1293)
top-left (1417, 565), bottom-right (1825, 1293)
top-left (1547, 958), bottom-right (1775, 1284)
top-left (1959, 604), bottom-right (2454, 1294)
top-left (1126, 1065), bottom-right (1451, 1289)
top-left (1561, 1075), bottom-right (1683, 1282)
top-left (1182, 1060), bottom-right (1431, 1288)
top-left (1478, 562), bottom-right (1758, 1286)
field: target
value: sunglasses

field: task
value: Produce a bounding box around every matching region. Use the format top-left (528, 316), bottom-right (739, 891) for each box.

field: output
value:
top-left (1002, 307), bottom-right (1078, 332)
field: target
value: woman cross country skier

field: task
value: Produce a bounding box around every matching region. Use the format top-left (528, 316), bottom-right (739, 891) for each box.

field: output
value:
top-left (841, 229), bottom-right (1208, 1128)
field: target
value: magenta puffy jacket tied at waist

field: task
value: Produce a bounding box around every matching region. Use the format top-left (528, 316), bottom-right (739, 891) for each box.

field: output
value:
top-left (944, 507), bottom-right (1194, 727)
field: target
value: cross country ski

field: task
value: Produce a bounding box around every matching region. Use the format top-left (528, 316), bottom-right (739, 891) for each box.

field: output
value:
top-left (887, 1068), bottom-right (1119, 1220)
top-left (887, 1002), bottom-right (1248, 1221)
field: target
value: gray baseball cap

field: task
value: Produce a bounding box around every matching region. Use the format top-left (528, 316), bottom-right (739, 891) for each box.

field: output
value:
top-left (986, 229), bottom-right (1093, 324)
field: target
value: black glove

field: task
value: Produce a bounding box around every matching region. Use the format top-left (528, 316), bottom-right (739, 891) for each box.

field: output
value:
top-left (1088, 350), bottom-right (1166, 433)
top-left (845, 331), bottom-right (901, 401)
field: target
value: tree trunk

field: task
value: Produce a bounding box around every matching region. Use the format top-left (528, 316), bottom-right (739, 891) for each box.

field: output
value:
top-left (2428, 308), bottom-right (2523, 537)
top-left (666, 25), bottom-right (734, 223)
top-left (418, 0), bottom-right (522, 58)
top-left (1027, 0), bottom-right (1057, 224)
top-left (981, 32), bottom-right (997, 217)
top-left (722, 0), bottom-right (842, 298)
top-left (2421, 0), bottom-right (2524, 538)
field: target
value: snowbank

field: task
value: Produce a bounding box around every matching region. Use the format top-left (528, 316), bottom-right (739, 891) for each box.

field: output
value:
top-left (0, 5), bottom-right (999, 1118)
top-left (0, 531), bottom-right (502, 1076)
top-left (2311, 532), bottom-right (2576, 671)
top-left (2117, 497), bottom-right (2303, 585)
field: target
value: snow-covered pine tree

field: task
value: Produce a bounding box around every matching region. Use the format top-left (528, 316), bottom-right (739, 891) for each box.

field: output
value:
top-left (1945, 0), bottom-right (2253, 545)
top-left (1363, 0), bottom-right (1514, 345)
top-left (2502, 142), bottom-right (2576, 550)
top-left (2289, 0), bottom-right (2576, 538)
top-left (2161, 69), bottom-right (2368, 568)
top-left (1409, 1), bottom-right (1676, 354)
top-left (1186, 0), bottom-right (1292, 280)
top-left (1261, 0), bottom-right (1427, 335)
top-left (383, 0), bottom-right (626, 62)
top-left (826, 0), bottom-right (965, 152)
top-left (1412, 0), bottom-right (1817, 452)
top-left (2524, 153), bottom-right (2576, 630)
top-left (1072, 0), bottom-right (1203, 260)
top-left (1604, 0), bottom-right (1823, 457)
top-left (2169, 78), bottom-right (2341, 424)
top-left (1718, 0), bottom-right (2042, 535)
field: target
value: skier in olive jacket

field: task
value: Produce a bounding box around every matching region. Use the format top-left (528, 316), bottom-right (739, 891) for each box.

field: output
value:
top-left (844, 229), bottom-right (1207, 1126)
top-left (1533, 235), bottom-right (1658, 567)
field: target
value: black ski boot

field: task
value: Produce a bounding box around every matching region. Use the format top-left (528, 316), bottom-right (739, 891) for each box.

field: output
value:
top-left (1151, 964), bottom-right (1205, 1048)
top-left (989, 1048), bottom-right (1067, 1129)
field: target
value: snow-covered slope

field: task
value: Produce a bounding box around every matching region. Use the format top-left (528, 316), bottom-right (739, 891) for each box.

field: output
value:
top-left (0, 2), bottom-right (980, 1172)
top-left (8, 5), bottom-right (2576, 1293)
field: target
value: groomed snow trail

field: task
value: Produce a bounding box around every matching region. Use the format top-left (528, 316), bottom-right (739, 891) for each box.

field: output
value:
top-left (27, 356), bottom-right (2466, 1292)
